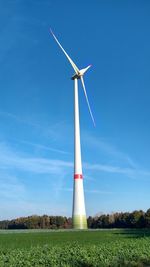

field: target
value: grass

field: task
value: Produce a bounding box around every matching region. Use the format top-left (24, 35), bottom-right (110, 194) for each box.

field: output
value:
top-left (0, 229), bottom-right (150, 266)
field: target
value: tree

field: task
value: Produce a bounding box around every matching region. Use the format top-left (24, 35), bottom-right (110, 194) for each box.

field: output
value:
top-left (145, 209), bottom-right (150, 228)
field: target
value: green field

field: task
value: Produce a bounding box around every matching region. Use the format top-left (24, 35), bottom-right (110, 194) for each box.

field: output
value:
top-left (0, 229), bottom-right (150, 266)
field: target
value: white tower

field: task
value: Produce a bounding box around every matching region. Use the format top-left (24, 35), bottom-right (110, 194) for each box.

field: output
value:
top-left (72, 78), bottom-right (87, 229)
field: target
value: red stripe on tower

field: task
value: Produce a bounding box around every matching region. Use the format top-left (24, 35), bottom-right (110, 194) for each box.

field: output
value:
top-left (74, 174), bottom-right (83, 179)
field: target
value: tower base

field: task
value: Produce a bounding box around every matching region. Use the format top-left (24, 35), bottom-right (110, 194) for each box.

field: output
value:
top-left (72, 215), bottom-right (87, 229)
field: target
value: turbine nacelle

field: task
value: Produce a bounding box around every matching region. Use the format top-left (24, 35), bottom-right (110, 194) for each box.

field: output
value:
top-left (71, 65), bottom-right (92, 80)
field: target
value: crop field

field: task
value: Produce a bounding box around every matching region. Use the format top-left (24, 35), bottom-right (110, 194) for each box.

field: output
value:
top-left (0, 229), bottom-right (150, 267)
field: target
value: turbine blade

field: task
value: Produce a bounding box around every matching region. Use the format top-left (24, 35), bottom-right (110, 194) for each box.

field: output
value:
top-left (50, 29), bottom-right (79, 75)
top-left (80, 76), bottom-right (95, 127)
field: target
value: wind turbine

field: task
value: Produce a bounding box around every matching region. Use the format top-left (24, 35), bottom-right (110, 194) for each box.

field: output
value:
top-left (50, 29), bottom-right (95, 229)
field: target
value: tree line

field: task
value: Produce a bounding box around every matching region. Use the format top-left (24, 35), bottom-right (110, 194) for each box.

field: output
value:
top-left (1, 209), bottom-right (150, 229)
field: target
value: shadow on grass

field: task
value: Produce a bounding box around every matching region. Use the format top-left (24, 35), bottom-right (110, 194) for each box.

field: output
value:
top-left (113, 229), bottom-right (150, 238)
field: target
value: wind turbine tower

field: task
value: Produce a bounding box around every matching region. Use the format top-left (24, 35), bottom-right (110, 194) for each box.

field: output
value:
top-left (50, 30), bottom-right (95, 229)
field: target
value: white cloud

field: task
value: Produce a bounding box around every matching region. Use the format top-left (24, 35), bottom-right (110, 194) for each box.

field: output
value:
top-left (84, 162), bottom-right (150, 180)
top-left (0, 140), bottom-right (150, 219)
top-left (2, 123), bottom-right (141, 181)
top-left (0, 173), bottom-right (26, 203)
top-left (0, 110), bottom-right (67, 143)
top-left (0, 142), bottom-right (150, 180)
top-left (0, 111), bottom-right (38, 128)
top-left (0, 143), bottom-right (73, 175)
top-left (18, 139), bottom-right (69, 155)
top-left (83, 132), bottom-right (137, 168)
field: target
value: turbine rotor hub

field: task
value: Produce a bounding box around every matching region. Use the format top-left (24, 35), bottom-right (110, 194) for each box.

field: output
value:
top-left (71, 74), bottom-right (81, 80)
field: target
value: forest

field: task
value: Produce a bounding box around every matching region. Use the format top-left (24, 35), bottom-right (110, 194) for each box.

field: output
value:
top-left (1, 209), bottom-right (150, 229)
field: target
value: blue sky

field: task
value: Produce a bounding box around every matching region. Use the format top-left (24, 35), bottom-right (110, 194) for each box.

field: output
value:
top-left (0, 0), bottom-right (150, 220)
